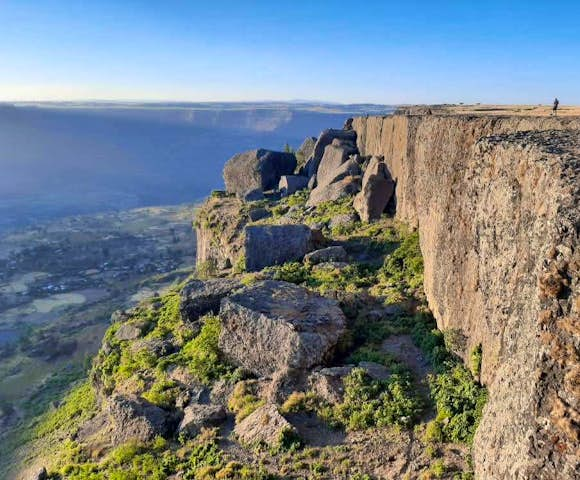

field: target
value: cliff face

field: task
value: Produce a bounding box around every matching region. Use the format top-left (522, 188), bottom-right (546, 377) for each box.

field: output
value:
top-left (353, 114), bottom-right (580, 479)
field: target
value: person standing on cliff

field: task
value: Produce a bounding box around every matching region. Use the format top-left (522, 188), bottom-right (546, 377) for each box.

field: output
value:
top-left (552, 98), bottom-right (559, 115)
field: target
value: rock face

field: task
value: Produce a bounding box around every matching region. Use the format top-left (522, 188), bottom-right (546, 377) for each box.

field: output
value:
top-left (353, 156), bottom-right (395, 222)
top-left (179, 278), bottom-right (241, 328)
top-left (223, 149), bottom-right (297, 195)
top-left (218, 280), bottom-right (347, 376)
top-left (233, 404), bottom-right (296, 447)
top-left (107, 395), bottom-right (173, 445)
top-left (244, 224), bottom-right (317, 271)
top-left (278, 175), bottom-right (309, 196)
top-left (353, 114), bottom-right (580, 479)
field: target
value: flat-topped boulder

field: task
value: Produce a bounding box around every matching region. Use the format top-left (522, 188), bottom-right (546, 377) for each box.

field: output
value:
top-left (304, 246), bottom-right (347, 265)
top-left (218, 280), bottom-right (346, 376)
top-left (244, 224), bottom-right (317, 271)
top-left (223, 149), bottom-right (296, 196)
top-left (178, 403), bottom-right (226, 437)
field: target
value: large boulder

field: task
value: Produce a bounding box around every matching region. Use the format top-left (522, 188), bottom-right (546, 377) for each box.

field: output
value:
top-left (219, 280), bottom-right (347, 376)
top-left (223, 149), bottom-right (296, 196)
top-left (315, 139), bottom-right (358, 188)
top-left (353, 156), bottom-right (395, 222)
top-left (306, 176), bottom-right (361, 207)
top-left (278, 175), bottom-right (309, 197)
top-left (178, 403), bottom-right (226, 437)
top-left (306, 129), bottom-right (357, 178)
top-left (107, 395), bottom-right (174, 445)
top-left (234, 403), bottom-right (297, 447)
top-left (179, 278), bottom-right (241, 330)
top-left (244, 224), bottom-right (317, 271)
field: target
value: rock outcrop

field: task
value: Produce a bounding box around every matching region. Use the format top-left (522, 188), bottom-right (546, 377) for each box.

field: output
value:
top-left (223, 149), bottom-right (296, 196)
top-left (304, 128), bottom-right (357, 178)
top-left (314, 139), bottom-right (358, 188)
top-left (218, 280), bottom-right (347, 376)
top-left (178, 403), bottom-right (226, 437)
top-left (306, 175), bottom-right (361, 207)
top-left (353, 155), bottom-right (395, 222)
top-left (304, 246), bottom-right (347, 265)
top-left (353, 113), bottom-right (580, 479)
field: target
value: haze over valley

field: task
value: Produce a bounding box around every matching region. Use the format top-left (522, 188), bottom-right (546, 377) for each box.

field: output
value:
top-left (0, 102), bottom-right (392, 231)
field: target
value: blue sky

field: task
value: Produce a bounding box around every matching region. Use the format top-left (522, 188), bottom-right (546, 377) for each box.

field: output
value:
top-left (1, 0), bottom-right (579, 104)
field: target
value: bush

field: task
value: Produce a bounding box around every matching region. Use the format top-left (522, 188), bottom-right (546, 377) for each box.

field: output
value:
top-left (374, 230), bottom-right (424, 301)
top-left (470, 344), bottom-right (482, 380)
top-left (182, 315), bottom-right (234, 384)
top-left (227, 381), bottom-right (265, 422)
top-left (328, 368), bottom-right (422, 430)
top-left (428, 365), bottom-right (488, 444)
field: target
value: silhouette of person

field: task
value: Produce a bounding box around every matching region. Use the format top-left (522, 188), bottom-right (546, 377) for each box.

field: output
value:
top-left (552, 98), bottom-right (559, 115)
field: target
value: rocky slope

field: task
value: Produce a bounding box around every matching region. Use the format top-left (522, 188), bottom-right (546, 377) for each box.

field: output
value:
top-left (353, 112), bottom-right (580, 479)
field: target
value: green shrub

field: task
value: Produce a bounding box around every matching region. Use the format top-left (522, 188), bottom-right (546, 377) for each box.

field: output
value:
top-left (265, 262), bottom-right (310, 284)
top-left (428, 364), bottom-right (488, 444)
top-left (196, 259), bottom-right (218, 280)
top-left (142, 377), bottom-right (179, 409)
top-left (182, 315), bottom-right (234, 384)
top-left (227, 381), bottom-right (265, 422)
top-left (328, 368), bottom-right (422, 430)
top-left (372, 230), bottom-right (423, 302)
top-left (470, 344), bottom-right (482, 380)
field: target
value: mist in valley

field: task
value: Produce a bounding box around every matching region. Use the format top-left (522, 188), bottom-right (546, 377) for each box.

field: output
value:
top-left (0, 102), bottom-right (392, 231)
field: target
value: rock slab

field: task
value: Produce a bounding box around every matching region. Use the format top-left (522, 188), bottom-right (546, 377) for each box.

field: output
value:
top-left (219, 280), bottom-right (346, 376)
top-left (244, 224), bottom-right (316, 271)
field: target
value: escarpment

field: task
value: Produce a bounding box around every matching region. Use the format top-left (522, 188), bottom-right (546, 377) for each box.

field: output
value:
top-left (17, 108), bottom-right (578, 480)
top-left (353, 114), bottom-right (580, 479)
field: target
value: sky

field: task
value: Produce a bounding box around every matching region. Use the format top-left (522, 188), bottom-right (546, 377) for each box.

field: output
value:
top-left (1, 0), bottom-right (579, 104)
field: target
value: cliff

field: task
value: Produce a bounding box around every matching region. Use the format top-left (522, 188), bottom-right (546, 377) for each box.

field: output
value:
top-left (353, 113), bottom-right (580, 479)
